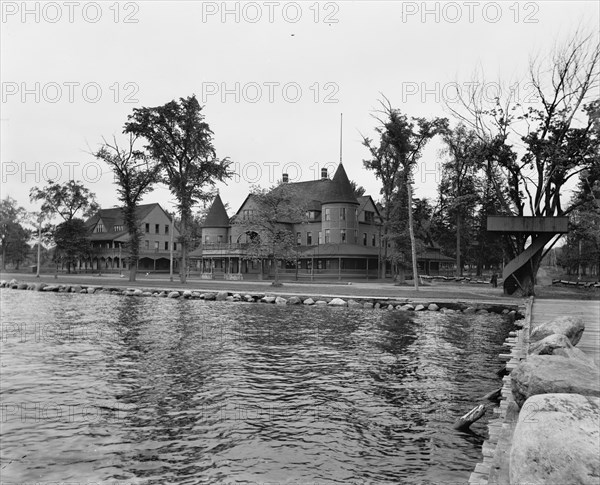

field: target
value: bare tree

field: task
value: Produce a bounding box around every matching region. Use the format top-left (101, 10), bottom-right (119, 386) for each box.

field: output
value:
top-left (94, 134), bottom-right (161, 281)
top-left (444, 30), bottom-right (599, 295)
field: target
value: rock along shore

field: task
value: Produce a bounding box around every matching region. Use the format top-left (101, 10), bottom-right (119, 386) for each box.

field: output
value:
top-left (470, 300), bottom-right (599, 484)
top-left (0, 278), bottom-right (523, 317)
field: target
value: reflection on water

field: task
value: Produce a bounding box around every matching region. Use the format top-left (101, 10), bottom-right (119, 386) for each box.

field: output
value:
top-left (0, 290), bottom-right (512, 484)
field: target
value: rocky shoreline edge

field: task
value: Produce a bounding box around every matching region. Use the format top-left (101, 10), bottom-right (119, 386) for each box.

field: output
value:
top-left (1, 278), bottom-right (524, 317)
top-left (470, 299), bottom-right (600, 484)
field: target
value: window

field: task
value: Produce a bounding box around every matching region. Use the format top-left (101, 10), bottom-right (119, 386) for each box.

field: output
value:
top-left (145, 223), bottom-right (150, 233)
top-left (173, 242), bottom-right (177, 251)
top-left (242, 209), bottom-right (255, 220)
top-left (372, 234), bottom-right (376, 246)
top-left (154, 241), bottom-right (159, 250)
top-left (113, 225), bottom-right (123, 232)
top-left (324, 208), bottom-right (330, 221)
top-left (164, 241), bottom-right (169, 250)
top-left (217, 235), bottom-right (223, 244)
top-left (307, 232), bottom-right (312, 245)
top-left (365, 211), bottom-right (375, 223)
top-left (95, 223), bottom-right (104, 233)
top-left (205, 236), bottom-right (209, 244)
top-left (355, 209), bottom-right (359, 221)
top-left (318, 231), bottom-right (322, 244)
top-left (306, 210), bottom-right (318, 220)
top-left (325, 229), bottom-right (330, 243)
top-left (363, 233), bottom-right (367, 246)
top-left (144, 240), bottom-right (149, 249)
top-left (296, 232), bottom-right (301, 245)
top-left (340, 208), bottom-right (346, 220)
top-left (341, 229), bottom-right (346, 243)
top-left (229, 235), bottom-right (232, 244)
top-left (165, 224), bottom-right (169, 234)
top-left (155, 224), bottom-right (160, 234)
top-left (354, 229), bottom-right (358, 242)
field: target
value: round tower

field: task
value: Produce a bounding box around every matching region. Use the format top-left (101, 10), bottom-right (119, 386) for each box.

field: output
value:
top-left (321, 163), bottom-right (359, 244)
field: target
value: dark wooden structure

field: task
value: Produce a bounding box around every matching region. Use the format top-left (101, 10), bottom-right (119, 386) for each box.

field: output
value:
top-left (487, 216), bottom-right (568, 295)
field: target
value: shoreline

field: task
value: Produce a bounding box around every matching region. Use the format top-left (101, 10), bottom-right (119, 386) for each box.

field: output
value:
top-left (1, 276), bottom-right (525, 316)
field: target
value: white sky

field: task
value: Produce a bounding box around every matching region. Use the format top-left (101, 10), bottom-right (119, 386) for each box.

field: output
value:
top-left (2, 1), bottom-right (598, 222)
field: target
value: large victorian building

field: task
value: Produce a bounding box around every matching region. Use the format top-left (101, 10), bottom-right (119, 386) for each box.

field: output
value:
top-left (191, 164), bottom-right (385, 280)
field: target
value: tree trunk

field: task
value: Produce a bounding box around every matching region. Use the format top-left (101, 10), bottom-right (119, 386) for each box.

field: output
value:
top-left (129, 265), bottom-right (137, 282)
top-left (456, 212), bottom-right (461, 276)
top-left (407, 181), bottom-right (419, 291)
top-left (180, 209), bottom-right (188, 284)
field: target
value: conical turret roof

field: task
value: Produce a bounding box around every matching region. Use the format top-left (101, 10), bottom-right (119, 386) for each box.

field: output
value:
top-left (203, 194), bottom-right (230, 227)
top-left (323, 164), bottom-right (359, 205)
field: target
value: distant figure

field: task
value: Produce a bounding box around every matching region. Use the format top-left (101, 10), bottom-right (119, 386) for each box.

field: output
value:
top-left (490, 272), bottom-right (498, 288)
top-left (145, 272), bottom-right (150, 277)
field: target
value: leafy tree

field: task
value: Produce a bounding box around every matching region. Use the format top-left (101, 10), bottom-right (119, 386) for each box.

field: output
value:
top-left (94, 134), bottom-right (161, 281)
top-left (30, 180), bottom-right (99, 222)
top-left (439, 124), bottom-right (482, 275)
top-left (0, 197), bottom-right (30, 270)
top-left (362, 100), bottom-right (403, 279)
top-left (53, 218), bottom-right (91, 273)
top-left (363, 96), bottom-right (448, 289)
top-left (350, 180), bottom-right (366, 198)
top-left (234, 185), bottom-right (307, 286)
top-left (446, 31), bottom-right (599, 295)
top-left (124, 95), bottom-right (233, 283)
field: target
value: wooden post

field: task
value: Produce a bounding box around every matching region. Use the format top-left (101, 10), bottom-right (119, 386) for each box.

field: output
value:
top-left (453, 404), bottom-right (486, 431)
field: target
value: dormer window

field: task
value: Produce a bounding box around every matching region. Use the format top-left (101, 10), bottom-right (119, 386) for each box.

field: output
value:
top-left (364, 211), bottom-right (375, 223)
top-left (95, 223), bottom-right (104, 233)
top-left (113, 225), bottom-right (123, 232)
top-left (306, 210), bottom-right (319, 220)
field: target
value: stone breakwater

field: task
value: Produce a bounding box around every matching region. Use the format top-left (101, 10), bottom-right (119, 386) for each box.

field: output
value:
top-left (0, 278), bottom-right (523, 317)
top-left (469, 300), bottom-right (600, 484)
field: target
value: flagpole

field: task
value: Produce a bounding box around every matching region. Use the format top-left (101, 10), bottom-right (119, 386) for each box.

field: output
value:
top-left (339, 113), bottom-right (343, 164)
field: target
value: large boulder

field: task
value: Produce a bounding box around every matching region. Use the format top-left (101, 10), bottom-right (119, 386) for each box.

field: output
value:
top-left (262, 296), bottom-right (276, 303)
top-left (303, 298), bottom-right (315, 306)
top-left (288, 296), bottom-right (301, 305)
top-left (529, 333), bottom-right (573, 355)
top-left (167, 291), bottom-right (180, 298)
top-left (510, 393), bottom-right (600, 484)
top-left (328, 298), bottom-right (347, 306)
top-left (216, 291), bottom-right (228, 301)
top-left (275, 296), bottom-right (287, 305)
top-left (511, 355), bottom-right (600, 408)
top-left (530, 316), bottom-right (585, 346)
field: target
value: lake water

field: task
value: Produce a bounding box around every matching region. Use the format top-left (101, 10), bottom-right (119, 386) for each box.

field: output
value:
top-left (0, 290), bottom-right (513, 484)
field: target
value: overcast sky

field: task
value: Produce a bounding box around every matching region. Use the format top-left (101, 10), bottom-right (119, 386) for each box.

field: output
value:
top-left (2, 1), bottom-right (598, 221)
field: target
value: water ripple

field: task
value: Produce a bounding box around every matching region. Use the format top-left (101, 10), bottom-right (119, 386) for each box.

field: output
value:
top-left (1, 289), bottom-right (513, 484)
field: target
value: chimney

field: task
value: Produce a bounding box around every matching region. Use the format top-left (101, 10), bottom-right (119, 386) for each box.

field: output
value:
top-left (321, 167), bottom-right (328, 180)
top-left (282, 173), bottom-right (289, 183)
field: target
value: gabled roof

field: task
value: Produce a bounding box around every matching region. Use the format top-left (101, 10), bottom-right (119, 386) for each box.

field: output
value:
top-left (85, 203), bottom-right (173, 233)
top-left (323, 163), bottom-right (359, 205)
top-left (356, 195), bottom-right (382, 219)
top-left (203, 194), bottom-right (230, 227)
